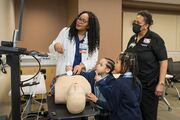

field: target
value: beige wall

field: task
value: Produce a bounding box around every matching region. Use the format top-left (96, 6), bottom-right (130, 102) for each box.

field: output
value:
top-left (78, 0), bottom-right (122, 59)
top-left (0, 0), bottom-right (15, 43)
top-left (16, 0), bottom-right (68, 52)
top-left (67, 0), bottom-right (78, 26)
top-left (0, 0), bottom-right (14, 114)
top-left (0, 68), bottom-right (11, 116)
top-left (0, 68), bottom-right (11, 102)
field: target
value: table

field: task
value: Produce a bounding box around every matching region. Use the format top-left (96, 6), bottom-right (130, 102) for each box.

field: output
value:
top-left (47, 96), bottom-right (100, 120)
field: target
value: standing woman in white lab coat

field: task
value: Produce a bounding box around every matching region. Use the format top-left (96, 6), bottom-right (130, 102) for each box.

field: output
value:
top-left (49, 11), bottom-right (100, 76)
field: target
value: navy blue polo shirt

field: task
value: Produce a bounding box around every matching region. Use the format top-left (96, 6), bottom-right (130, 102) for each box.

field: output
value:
top-left (110, 72), bottom-right (142, 120)
top-left (126, 30), bottom-right (167, 85)
top-left (73, 36), bottom-right (84, 68)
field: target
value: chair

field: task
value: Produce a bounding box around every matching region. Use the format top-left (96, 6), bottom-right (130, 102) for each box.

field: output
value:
top-left (172, 61), bottom-right (180, 82)
top-left (165, 58), bottom-right (180, 100)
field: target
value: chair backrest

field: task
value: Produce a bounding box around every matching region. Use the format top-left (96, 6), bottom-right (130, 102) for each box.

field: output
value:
top-left (167, 58), bottom-right (174, 75)
top-left (173, 61), bottom-right (180, 79)
top-left (167, 58), bottom-right (180, 80)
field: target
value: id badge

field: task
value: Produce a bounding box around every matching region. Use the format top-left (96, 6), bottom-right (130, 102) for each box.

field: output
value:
top-left (79, 43), bottom-right (88, 61)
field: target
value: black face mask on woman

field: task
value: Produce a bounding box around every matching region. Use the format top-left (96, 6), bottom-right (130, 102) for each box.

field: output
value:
top-left (132, 23), bottom-right (141, 34)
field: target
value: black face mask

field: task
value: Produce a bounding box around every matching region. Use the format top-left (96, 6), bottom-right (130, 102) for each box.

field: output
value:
top-left (132, 23), bottom-right (141, 34)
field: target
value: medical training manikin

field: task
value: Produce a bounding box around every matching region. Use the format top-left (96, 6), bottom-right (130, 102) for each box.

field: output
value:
top-left (54, 75), bottom-right (91, 114)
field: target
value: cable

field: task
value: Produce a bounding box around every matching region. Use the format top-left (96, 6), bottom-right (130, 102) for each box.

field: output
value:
top-left (0, 55), bottom-right (7, 74)
top-left (21, 95), bottom-right (32, 119)
top-left (36, 94), bottom-right (44, 120)
top-left (20, 55), bottom-right (41, 83)
top-left (48, 78), bottom-right (57, 95)
top-left (46, 74), bottom-right (63, 96)
top-left (20, 86), bottom-right (25, 96)
top-left (28, 50), bottom-right (48, 57)
top-left (20, 55), bottom-right (41, 98)
top-left (22, 114), bottom-right (38, 120)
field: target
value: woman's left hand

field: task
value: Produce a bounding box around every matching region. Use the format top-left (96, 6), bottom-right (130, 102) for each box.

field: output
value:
top-left (155, 83), bottom-right (164, 96)
top-left (86, 92), bottom-right (98, 103)
top-left (73, 63), bottom-right (85, 74)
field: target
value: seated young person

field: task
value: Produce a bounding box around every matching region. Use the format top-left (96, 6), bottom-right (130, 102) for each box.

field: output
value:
top-left (80, 57), bottom-right (116, 120)
top-left (110, 52), bottom-right (142, 120)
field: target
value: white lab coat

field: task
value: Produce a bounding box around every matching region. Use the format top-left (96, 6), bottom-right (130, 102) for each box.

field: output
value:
top-left (49, 27), bottom-right (99, 75)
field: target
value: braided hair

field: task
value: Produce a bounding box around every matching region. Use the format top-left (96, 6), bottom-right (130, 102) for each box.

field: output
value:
top-left (104, 57), bottom-right (115, 74)
top-left (119, 52), bottom-right (139, 87)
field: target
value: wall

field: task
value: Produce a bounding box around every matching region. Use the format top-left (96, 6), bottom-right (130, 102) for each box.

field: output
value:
top-left (15, 0), bottom-right (68, 52)
top-left (0, 0), bottom-right (14, 115)
top-left (0, 0), bottom-right (15, 43)
top-left (67, 0), bottom-right (78, 26)
top-left (78, 0), bottom-right (122, 59)
top-left (0, 68), bottom-right (11, 116)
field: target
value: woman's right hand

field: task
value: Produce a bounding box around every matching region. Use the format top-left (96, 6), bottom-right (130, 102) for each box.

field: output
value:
top-left (65, 65), bottom-right (73, 72)
top-left (54, 42), bottom-right (64, 54)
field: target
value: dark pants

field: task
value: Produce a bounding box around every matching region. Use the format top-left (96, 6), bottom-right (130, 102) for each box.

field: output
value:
top-left (141, 82), bottom-right (159, 120)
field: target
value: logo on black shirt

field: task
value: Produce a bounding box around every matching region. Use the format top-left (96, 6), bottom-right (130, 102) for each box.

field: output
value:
top-left (143, 38), bottom-right (151, 44)
top-left (128, 42), bottom-right (136, 48)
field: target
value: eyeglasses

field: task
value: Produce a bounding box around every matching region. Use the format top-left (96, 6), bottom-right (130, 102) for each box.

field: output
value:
top-left (77, 17), bottom-right (88, 24)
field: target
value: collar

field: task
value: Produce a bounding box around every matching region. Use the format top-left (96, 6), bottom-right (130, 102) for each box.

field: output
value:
top-left (95, 74), bottom-right (114, 86)
top-left (123, 72), bottom-right (133, 78)
top-left (100, 74), bottom-right (108, 79)
top-left (143, 29), bottom-right (151, 38)
top-left (134, 30), bottom-right (151, 43)
top-left (75, 35), bottom-right (84, 43)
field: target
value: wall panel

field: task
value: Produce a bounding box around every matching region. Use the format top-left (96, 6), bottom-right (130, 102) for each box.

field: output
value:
top-left (152, 14), bottom-right (176, 51)
top-left (78, 0), bottom-right (122, 60)
top-left (15, 0), bottom-right (68, 52)
top-left (0, 0), bottom-right (15, 43)
top-left (177, 16), bottom-right (180, 51)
